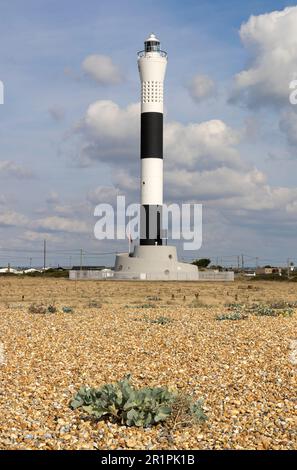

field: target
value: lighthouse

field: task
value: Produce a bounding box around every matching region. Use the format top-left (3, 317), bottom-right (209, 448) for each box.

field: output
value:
top-left (114, 34), bottom-right (198, 281)
top-left (138, 34), bottom-right (167, 246)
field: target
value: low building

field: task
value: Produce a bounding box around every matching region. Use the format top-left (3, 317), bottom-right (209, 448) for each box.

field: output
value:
top-left (256, 267), bottom-right (282, 275)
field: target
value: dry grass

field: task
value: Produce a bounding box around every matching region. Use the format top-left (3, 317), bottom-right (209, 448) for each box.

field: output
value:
top-left (0, 277), bottom-right (297, 449)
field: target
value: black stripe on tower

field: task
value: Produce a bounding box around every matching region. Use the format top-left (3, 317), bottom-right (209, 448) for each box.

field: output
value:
top-left (141, 113), bottom-right (163, 159)
top-left (140, 205), bottom-right (162, 246)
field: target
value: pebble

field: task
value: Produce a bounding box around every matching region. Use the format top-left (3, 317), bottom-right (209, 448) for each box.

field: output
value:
top-left (0, 278), bottom-right (297, 450)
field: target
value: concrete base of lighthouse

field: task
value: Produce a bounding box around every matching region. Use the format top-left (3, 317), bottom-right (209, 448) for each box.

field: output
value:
top-left (114, 245), bottom-right (199, 281)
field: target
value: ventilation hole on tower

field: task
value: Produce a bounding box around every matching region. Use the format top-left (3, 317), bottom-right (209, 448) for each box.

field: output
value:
top-left (164, 269), bottom-right (170, 275)
top-left (169, 254), bottom-right (173, 259)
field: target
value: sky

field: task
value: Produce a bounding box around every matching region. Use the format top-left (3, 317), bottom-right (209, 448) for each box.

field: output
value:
top-left (1, 0), bottom-right (297, 268)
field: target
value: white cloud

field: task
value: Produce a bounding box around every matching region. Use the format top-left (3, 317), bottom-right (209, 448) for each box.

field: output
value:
top-left (22, 230), bottom-right (60, 243)
top-left (77, 100), bottom-right (139, 165)
top-left (230, 6), bottom-right (297, 108)
top-left (165, 119), bottom-right (242, 171)
top-left (78, 100), bottom-right (241, 171)
top-left (0, 210), bottom-right (28, 227)
top-left (0, 160), bottom-right (34, 179)
top-left (75, 98), bottom-right (297, 235)
top-left (112, 169), bottom-right (139, 195)
top-left (82, 54), bottom-right (123, 85)
top-left (188, 74), bottom-right (216, 102)
top-left (87, 186), bottom-right (120, 204)
top-left (34, 216), bottom-right (89, 234)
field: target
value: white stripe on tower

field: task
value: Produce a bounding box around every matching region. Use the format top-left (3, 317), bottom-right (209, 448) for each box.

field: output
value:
top-left (137, 33), bottom-right (167, 245)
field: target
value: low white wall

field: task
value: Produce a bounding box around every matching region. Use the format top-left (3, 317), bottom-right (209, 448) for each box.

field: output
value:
top-left (69, 270), bottom-right (114, 280)
top-left (198, 271), bottom-right (234, 281)
top-left (69, 269), bottom-right (234, 281)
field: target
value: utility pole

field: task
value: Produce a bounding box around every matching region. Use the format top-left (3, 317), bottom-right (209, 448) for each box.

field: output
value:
top-left (241, 254), bottom-right (244, 272)
top-left (43, 240), bottom-right (46, 271)
top-left (80, 249), bottom-right (83, 271)
top-left (29, 257), bottom-right (32, 268)
top-left (287, 258), bottom-right (290, 280)
top-left (237, 255), bottom-right (240, 270)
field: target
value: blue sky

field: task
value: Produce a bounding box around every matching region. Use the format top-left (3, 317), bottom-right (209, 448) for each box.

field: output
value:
top-left (1, 0), bottom-right (297, 267)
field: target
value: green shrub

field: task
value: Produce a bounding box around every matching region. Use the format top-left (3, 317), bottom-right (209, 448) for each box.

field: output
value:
top-left (252, 306), bottom-right (278, 316)
top-left (47, 305), bottom-right (57, 313)
top-left (270, 300), bottom-right (297, 309)
top-left (150, 316), bottom-right (172, 325)
top-left (62, 306), bottom-right (74, 313)
top-left (70, 376), bottom-right (207, 428)
top-left (70, 376), bottom-right (174, 427)
top-left (216, 312), bottom-right (247, 321)
top-left (225, 301), bottom-right (295, 318)
top-left (248, 304), bottom-right (293, 317)
top-left (225, 302), bottom-right (245, 310)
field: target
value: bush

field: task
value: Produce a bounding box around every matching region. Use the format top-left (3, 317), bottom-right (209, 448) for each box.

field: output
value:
top-left (150, 316), bottom-right (172, 325)
top-left (225, 302), bottom-right (245, 310)
top-left (70, 376), bottom-right (207, 428)
top-left (47, 305), bottom-right (57, 313)
top-left (28, 304), bottom-right (47, 314)
top-left (62, 306), bottom-right (74, 313)
top-left (225, 301), bottom-right (295, 318)
top-left (251, 305), bottom-right (293, 317)
top-left (216, 312), bottom-right (247, 321)
top-left (246, 303), bottom-right (294, 317)
top-left (28, 304), bottom-right (56, 314)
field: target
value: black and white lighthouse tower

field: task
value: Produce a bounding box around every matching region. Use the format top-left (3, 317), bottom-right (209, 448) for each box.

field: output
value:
top-left (138, 34), bottom-right (167, 246)
top-left (114, 34), bottom-right (198, 280)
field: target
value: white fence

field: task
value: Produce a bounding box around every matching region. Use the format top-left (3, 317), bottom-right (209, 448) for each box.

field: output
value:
top-left (69, 270), bottom-right (234, 282)
top-left (197, 271), bottom-right (234, 281)
top-left (69, 270), bottom-right (113, 280)
top-left (113, 271), bottom-right (199, 281)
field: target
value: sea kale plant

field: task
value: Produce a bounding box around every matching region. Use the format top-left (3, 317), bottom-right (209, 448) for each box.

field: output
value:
top-left (70, 376), bottom-right (206, 428)
top-left (216, 312), bottom-right (247, 321)
top-left (223, 301), bottom-right (295, 318)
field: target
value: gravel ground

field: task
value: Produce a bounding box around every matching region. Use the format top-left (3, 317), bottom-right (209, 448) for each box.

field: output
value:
top-left (0, 277), bottom-right (297, 450)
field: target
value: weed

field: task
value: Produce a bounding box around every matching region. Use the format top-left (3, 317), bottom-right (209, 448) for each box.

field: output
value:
top-left (62, 306), bottom-right (74, 313)
top-left (28, 304), bottom-right (55, 314)
top-left (150, 316), bottom-right (172, 325)
top-left (88, 301), bottom-right (102, 308)
top-left (70, 376), bottom-right (207, 429)
top-left (216, 312), bottom-right (247, 321)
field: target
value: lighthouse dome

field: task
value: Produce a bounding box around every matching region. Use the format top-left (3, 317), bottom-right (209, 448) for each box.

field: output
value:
top-left (144, 33), bottom-right (160, 52)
